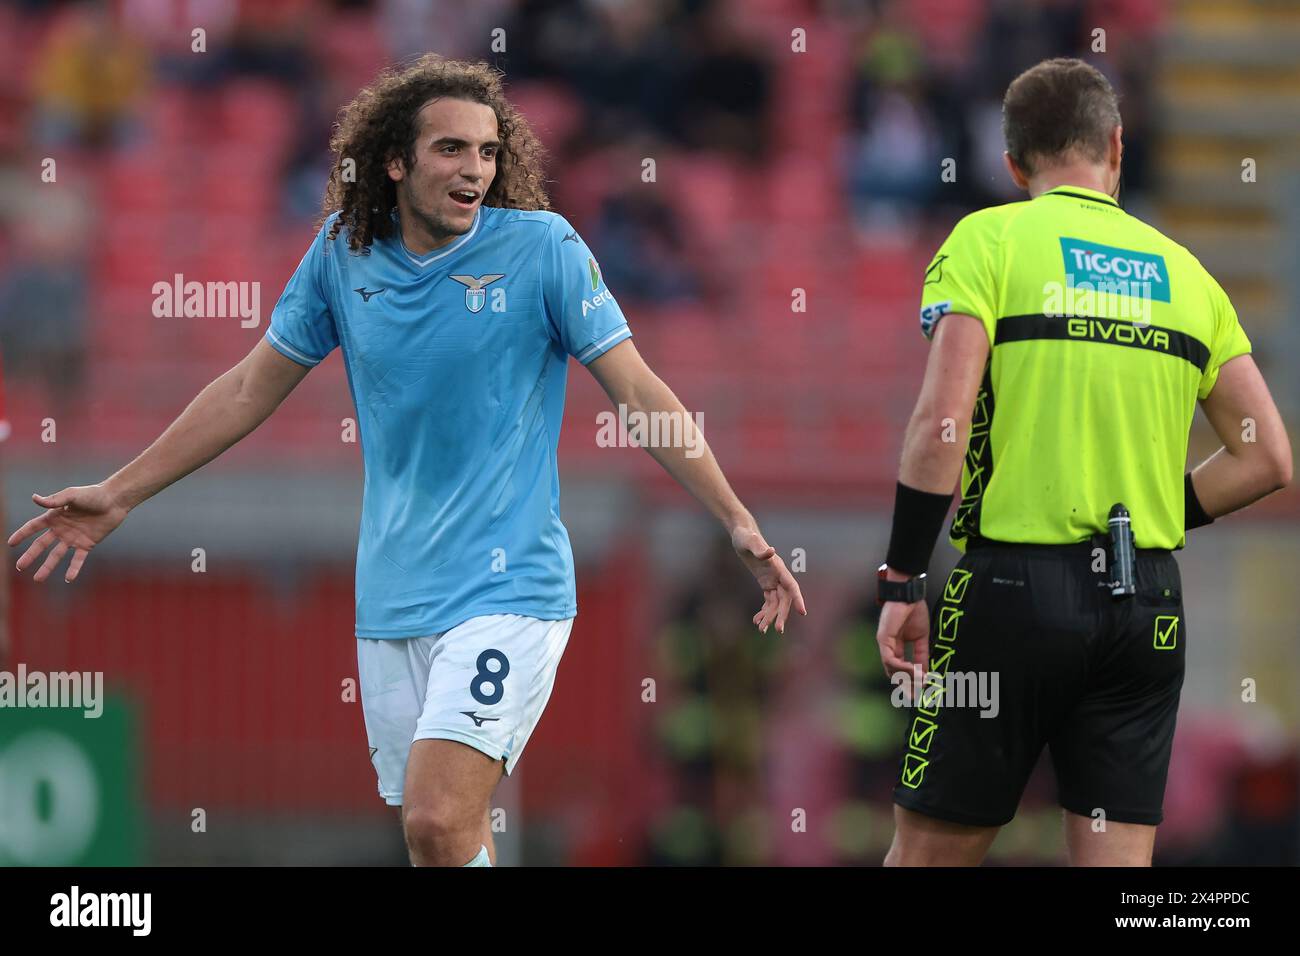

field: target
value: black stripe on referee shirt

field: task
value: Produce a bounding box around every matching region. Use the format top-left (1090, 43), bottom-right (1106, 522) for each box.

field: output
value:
top-left (994, 314), bottom-right (1210, 373)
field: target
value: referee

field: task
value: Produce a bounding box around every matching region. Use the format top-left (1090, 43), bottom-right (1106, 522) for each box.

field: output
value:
top-left (875, 58), bottom-right (1293, 866)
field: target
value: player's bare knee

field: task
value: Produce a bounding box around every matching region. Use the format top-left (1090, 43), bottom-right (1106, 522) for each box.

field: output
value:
top-left (402, 803), bottom-right (477, 865)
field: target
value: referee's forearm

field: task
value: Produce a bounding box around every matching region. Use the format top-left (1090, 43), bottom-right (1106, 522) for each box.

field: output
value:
top-left (104, 367), bottom-right (274, 512)
top-left (897, 412), bottom-right (966, 494)
top-left (882, 414), bottom-right (966, 576)
top-left (1189, 446), bottom-right (1291, 520)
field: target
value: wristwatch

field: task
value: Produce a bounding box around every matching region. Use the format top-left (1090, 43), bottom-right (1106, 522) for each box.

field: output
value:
top-left (877, 563), bottom-right (926, 605)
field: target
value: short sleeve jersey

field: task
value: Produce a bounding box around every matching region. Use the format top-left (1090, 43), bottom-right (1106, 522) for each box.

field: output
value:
top-left (265, 206), bottom-right (631, 637)
top-left (919, 184), bottom-right (1251, 551)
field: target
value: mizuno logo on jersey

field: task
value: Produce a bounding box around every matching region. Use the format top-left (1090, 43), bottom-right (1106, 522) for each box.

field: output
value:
top-left (449, 273), bottom-right (506, 313)
top-left (461, 711), bottom-right (501, 728)
top-left (1059, 238), bottom-right (1170, 302)
top-left (354, 287), bottom-right (386, 302)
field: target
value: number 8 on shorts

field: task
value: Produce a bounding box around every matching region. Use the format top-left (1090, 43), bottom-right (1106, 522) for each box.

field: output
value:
top-left (471, 649), bottom-right (510, 705)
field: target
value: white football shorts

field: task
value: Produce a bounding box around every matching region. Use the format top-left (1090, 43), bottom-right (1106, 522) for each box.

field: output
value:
top-left (357, 613), bottom-right (573, 806)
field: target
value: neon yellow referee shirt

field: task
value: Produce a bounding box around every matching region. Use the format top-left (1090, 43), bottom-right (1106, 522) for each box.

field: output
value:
top-left (919, 184), bottom-right (1252, 551)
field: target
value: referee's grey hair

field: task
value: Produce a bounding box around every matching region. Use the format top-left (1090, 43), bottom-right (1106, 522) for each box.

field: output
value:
top-left (1002, 58), bottom-right (1121, 175)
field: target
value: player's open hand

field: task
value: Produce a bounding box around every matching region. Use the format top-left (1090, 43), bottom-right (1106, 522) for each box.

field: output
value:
top-left (8, 485), bottom-right (128, 583)
top-left (876, 597), bottom-right (930, 702)
top-left (731, 526), bottom-right (807, 634)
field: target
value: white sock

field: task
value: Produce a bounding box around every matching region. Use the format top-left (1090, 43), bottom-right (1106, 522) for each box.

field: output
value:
top-left (462, 845), bottom-right (491, 867)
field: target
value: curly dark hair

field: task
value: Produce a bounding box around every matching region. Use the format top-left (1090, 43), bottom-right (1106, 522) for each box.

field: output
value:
top-left (322, 55), bottom-right (550, 252)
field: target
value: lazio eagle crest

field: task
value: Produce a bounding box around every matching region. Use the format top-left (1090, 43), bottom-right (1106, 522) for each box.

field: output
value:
top-left (449, 273), bottom-right (506, 313)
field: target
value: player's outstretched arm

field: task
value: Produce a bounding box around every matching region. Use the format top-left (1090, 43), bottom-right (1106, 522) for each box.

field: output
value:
top-left (8, 339), bottom-right (311, 583)
top-left (585, 340), bottom-right (806, 633)
top-left (1191, 354), bottom-right (1292, 521)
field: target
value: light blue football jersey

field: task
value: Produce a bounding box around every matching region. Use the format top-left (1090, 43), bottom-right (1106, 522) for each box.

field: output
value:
top-left (265, 206), bottom-right (631, 637)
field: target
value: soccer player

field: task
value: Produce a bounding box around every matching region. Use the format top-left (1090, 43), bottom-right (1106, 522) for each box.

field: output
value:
top-left (8, 56), bottom-right (805, 867)
top-left (874, 58), bottom-right (1291, 866)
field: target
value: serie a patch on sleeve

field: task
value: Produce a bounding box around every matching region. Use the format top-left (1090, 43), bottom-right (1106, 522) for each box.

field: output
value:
top-left (920, 300), bottom-right (952, 338)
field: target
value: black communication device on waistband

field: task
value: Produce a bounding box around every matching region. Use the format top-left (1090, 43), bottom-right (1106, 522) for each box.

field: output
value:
top-left (1108, 503), bottom-right (1136, 598)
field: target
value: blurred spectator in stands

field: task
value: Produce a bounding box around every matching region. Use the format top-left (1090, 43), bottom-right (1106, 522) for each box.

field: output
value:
top-left (283, 128), bottom-right (335, 224)
top-left (960, 0), bottom-right (1156, 209)
top-left (823, 595), bottom-right (908, 863)
top-left (157, 3), bottom-right (330, 227)
top-left (31, 1), bottom-right (149, 152)
top-left (645, 535), bottom-right (784, 865)
top-left (498, 0), bottom-right (679, 147)
top-left (966, 0), bottom-right (1089, 206)
top-left (669, 0), bottom-right (772, 162)
top-left (817, 596), bottom-right (886, 862)
top-left (152, 0), bottom-right (312, 90)
top-left (844, 3), bottom-right (943, 241)
top-left (964, 95), bottom-right (1022, 204)
top-left (1107, 44), bottom-right (1157, 211)
top-left (976, 0), bottom-right (1088, 96)
top-left (380, 0), bottom-right (514, 64)
top-left (0, 157), bottom-right (91, 416)
top-left (588, 174), bottom-right (701, 306)
top-left (123, 0), bottom-right (240, 50)
top-left (498, 0), bottom-right (610, 86)
top-left (589, 0), bottom-right (683, 146)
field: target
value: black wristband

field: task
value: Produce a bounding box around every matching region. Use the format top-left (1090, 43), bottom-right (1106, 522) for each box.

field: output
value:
top-left (885, 481), bottom-right (953, 576)
top-left (1185, 472), bottom-right (1214, 531)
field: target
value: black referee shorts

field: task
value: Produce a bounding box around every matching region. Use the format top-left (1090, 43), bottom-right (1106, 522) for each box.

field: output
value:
top-left (891, 537), bottom-right (1186, 828)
